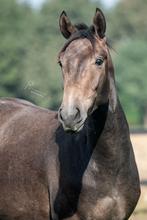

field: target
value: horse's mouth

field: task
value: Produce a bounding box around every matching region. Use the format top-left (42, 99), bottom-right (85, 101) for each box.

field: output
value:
top-left (62, 120), bottom-right (85, 133)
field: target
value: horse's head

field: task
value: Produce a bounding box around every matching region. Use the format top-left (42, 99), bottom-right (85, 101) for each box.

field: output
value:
top-left (58, 8), bottom-right (117, 132)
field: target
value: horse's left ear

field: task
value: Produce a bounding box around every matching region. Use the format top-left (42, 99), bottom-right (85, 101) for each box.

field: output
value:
top-left (59, 11), bottom-right (77, 39)
top-left (93, 8), bottom-right (106, 38)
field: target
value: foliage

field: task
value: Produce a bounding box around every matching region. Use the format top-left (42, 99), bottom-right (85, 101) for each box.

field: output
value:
top-left (0, 0), bottom-right (147, 127)
top-left (107, 0), bottom-right (147, 41)
top-left (0, 0), bottom-right (33, 98)
top-left (114, 40), bottom-right (147, 126)
top-left (107, 0), bottom-right (147, 127)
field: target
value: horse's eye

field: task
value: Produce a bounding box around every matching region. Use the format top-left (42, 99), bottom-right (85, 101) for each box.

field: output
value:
top-left (95, 58), bottom-right (104, 66)
top-left (58, 61), bottom-right (62, 68)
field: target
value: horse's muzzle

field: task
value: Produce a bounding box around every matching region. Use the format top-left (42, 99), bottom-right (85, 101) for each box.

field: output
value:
top-left (58, 107), bottom-right (84, 132)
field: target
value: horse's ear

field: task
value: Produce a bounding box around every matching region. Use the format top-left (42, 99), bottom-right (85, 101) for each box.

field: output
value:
top-left (93, 8), bottom-right (106, 38)
top-left (59, 11), bottom-right (77, 39)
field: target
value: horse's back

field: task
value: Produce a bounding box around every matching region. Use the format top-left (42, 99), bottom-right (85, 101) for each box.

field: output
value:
top-left (0, 98), bottom-right (58, 219)
top-left (0, 98), bottom-right (58, 154)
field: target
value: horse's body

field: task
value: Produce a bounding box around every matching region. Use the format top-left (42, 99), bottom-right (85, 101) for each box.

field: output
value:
top-left (0, 98), bottom-right (140, 220)
top-left (0, 8), bottom-right (140, 220)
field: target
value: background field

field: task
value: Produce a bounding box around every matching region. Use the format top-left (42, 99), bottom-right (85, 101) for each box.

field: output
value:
top-left (130, 134), bottom-right (147, 220)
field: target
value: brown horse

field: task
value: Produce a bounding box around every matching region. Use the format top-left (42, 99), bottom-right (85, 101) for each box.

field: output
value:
top-left (0, 8), bottom-right (140, 220)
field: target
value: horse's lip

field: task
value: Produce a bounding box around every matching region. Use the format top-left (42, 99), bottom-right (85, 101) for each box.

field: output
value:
top-left (62, 121), bottom-right (85, 133)
top-left (76, 118), bottom-right (83, 124)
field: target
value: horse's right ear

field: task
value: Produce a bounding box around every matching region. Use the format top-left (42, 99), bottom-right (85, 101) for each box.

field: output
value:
top-left (59, 11), bottom-right (77, 39)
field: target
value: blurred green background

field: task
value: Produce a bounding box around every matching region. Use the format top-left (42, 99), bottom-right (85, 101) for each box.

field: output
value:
top-left (0, 0), bottom-right (147, 129)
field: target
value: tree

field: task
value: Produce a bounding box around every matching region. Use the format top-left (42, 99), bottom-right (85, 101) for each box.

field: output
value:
top-left (107, 0), bottom-right (147, 41)
top-left (1, 0), bottom-right (146, 128)
top-left (114, 40), bottom-right (147, 127)
top-left (106, 0), bottom-right (147, 128)
top-left (0, 0), bottom-right (33, 98)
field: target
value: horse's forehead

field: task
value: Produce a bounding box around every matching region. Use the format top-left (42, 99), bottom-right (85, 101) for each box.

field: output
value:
top-left (65, 38), bottom-right (93, 57)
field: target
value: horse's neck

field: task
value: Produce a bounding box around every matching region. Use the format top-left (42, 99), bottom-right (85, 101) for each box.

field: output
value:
top-left (86, 102), bottom-right (109, 148)
top-left (55, 101), bottom-right (130, 175)
top-left (86, 101), bottom-right (130, 161)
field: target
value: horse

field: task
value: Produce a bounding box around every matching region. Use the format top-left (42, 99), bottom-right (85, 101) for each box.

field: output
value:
top-left (0, 8), bottom-right (140, 220)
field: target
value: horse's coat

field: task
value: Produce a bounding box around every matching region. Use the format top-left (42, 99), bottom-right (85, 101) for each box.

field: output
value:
top-left (0, 8), bottom-right (140, 220)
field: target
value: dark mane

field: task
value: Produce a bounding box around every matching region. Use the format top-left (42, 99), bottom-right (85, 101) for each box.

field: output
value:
top-left (59, 24), bottom-right (95, 56)
top-left (75, 23), bottom-right (88, 30)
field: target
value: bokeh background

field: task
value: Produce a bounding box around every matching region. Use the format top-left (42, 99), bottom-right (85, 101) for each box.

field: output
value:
top-left (0, 0), bottom-right (146, 219)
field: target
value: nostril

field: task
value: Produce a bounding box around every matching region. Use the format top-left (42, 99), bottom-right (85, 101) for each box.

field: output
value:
top-left (76, 107), bottom-right (80, 113)
top-left (77, 118), bottom-right (83, 124)
top-left (59, 107), bottom-right (82, 125)
top-left (59, 108), bottom-right (64, 121)
top-left (75, 107), bottom-right (81, 120)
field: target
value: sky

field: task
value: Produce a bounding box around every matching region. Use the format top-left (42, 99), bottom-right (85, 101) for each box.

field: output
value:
top-left (23, 0), bottom-right (119, 9)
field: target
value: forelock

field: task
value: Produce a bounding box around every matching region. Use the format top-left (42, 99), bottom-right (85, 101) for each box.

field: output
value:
top-left (59, 25), bottom-right (95, 56)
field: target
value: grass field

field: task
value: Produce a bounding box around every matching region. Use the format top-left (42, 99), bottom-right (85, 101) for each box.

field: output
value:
top-left (129, 134), bottom-right (147, 220)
